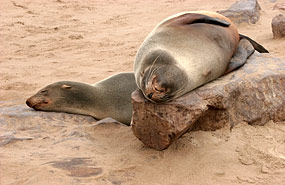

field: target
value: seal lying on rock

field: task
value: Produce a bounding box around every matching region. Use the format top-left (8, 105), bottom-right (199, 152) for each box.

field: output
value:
top-left (134, 11), bottom-right (268, 103)
top-left (26, 72), bottom-right (137, 125)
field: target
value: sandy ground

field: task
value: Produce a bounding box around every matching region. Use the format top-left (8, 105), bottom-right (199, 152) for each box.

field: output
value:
top-left (0, 0), bottom-right (285, 184)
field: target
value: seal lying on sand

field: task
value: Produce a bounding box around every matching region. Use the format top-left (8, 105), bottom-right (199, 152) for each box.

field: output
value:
top-left (26, 72), bottom-right (137, 125)
top-left (134, 11), bottom-right (268, 103)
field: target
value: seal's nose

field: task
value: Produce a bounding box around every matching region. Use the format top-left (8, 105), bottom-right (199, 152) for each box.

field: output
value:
top-left (147, 93), bottom-right (153, 99)
top-left (26, 98), bottom-right (33, 108)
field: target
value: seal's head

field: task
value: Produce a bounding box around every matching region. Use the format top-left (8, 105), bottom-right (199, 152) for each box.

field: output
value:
top-left (26, 81), bottom-right (94, 113)
top-left (139, 52), bottom-right (188, 103)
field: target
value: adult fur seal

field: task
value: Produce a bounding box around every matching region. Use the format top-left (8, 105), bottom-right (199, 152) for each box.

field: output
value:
top-left (134, 11), bottom-right (268, 103)
top-left (26, 72), bottom-right (137, 125)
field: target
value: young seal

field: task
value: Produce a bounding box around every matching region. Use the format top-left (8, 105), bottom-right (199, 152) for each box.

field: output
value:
top-left (26, 72), bottom-right (137, 125)
top-left (134, 11), bottom-right (268, 103)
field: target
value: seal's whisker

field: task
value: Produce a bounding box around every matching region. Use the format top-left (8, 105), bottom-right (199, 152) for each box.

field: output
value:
top-left (147, 64), bottom-right (164, 87)
top-left (168, 83), bottom-right (187, 98)
top-left (145, 66), bottom-right (158, 88)
top-left (149, 55), bottom-right (160, 73)
top-left (145, 55), bottom-right (160, 87)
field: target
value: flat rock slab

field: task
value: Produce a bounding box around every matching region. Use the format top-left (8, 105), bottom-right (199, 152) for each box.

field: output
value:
top-left (218, 0), bottom-right (261, 24)
top-left (131, 53), bottom-right (285, 150)
top-left (0, 103), bottom-right (96, 126)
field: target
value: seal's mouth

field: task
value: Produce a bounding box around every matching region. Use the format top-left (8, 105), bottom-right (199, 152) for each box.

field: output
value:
top-left (141, 87), bottom-right (173, 103)
top-left (26, 97), bottom-right (50, 110)
top-left (141, 75), bottom-right (172, 103)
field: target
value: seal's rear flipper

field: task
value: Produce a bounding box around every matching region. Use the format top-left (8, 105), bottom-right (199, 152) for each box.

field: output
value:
top-left (174, 13), bottom-right (230, 27)
top-left (224, 39), bottom-right (254, 75)
top-left (239, 34), bottom-right (269, 53)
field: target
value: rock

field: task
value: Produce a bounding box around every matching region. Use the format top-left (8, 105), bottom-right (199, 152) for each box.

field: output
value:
top-left (273, 3), bottom-right (285, 11)
top-left (218, 0), bottom-right (261, 24)
top-left (272, 14), bottom-right (285, 38)
top-left (261, 164), bottom-right (270, 174)
top-left (131, 53), bottom-right (285, 150)
top-left (0, 135), bottom-right (33, 146)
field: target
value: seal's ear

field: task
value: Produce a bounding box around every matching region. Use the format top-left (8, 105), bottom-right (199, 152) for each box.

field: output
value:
top-left (61, 84), bottom-right (72, 89)
top-left (175, 13), bottom-right (230, 27)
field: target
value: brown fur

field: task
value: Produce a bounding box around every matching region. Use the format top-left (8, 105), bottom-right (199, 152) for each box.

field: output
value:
top-left (134, 11), bottom-right (241, 102)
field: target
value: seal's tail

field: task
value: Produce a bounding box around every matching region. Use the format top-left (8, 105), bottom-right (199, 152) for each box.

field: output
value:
top-left (239, 34), bottom-right (269, 53)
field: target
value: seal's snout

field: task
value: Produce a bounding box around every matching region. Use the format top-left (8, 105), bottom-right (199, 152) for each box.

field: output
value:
top-left (142, 75), bottom-right (170, 102)
top-left (26, 96), bottom-right (50, 110)
top-left (26, 97), bottom-right (40, 109)
top-left (26, 98), bottom-right (33, 108)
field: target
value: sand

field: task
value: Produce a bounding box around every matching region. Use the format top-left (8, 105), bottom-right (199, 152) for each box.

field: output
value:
top-left (0, 0), bottom-right (285, 184)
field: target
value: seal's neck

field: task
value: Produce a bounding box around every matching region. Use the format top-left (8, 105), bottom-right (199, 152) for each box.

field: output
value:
top-left (61, 83), bottom-right (103, 119)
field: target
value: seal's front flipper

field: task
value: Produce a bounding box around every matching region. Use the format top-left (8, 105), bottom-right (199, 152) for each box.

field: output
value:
top-left (191, 15), bottom-right (230, 27)
top-left (224, 39), bottom-right (254, 75)
top-left (175, 13), bottom-right (230, 27)
top-left (239, 34), bottom-right (269, 53)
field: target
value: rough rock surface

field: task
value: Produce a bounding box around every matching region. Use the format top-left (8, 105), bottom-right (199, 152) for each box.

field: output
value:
top-left (131, 53), bottom-right (285, 150)
top-left (273, 3), bottom-right (285, 11)
top-left (272, 14), bottom-right (285, 38)
top-left (218, 0), bottom-right (261, 24)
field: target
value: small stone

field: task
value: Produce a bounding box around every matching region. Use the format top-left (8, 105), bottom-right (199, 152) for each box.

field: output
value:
top-left (68, 34), bottom-right (83, 40)
top-left (271, 14), bottom-right (285, 38)
top-left (239, 156), bottom-right (255, 165)
top-left (237, 176), bottom-right (256, 183)
top-left (215, 171), bottom-right (226, 176)
top-left (261, 164), bottom-right (270, 174)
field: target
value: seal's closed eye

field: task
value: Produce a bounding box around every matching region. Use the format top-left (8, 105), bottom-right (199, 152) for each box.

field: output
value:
top-left (40, 90), bottom-right (48, 95)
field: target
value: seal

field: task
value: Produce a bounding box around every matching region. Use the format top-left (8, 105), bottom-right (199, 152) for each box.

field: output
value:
top-left (26, 72), bottom-right (137, 125)
top-left (134, 11), bottom-right (268, 102)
